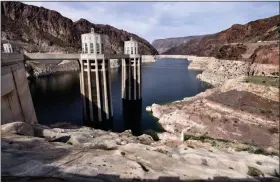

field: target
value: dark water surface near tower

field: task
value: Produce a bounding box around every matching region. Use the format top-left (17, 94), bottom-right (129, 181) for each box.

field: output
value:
top-left (29, 58), bottom-right (208, 135)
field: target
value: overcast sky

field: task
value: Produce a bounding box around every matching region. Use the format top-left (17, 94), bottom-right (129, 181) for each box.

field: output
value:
top-left (24, 1), bottom-right (279, 43)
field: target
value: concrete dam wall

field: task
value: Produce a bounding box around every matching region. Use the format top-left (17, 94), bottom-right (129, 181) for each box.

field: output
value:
top-left (1, 53), bottom-right (37, 124)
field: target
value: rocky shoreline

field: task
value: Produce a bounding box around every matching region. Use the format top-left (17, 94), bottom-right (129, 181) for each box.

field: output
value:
top-left (148, 56), bottom-right (279, 153)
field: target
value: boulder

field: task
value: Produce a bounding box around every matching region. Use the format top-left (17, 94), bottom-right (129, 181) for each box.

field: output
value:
top-left (146, 106), bottom-right (152, 112)
top-left (33, 125), bottom-right (70, 141)
top-left (151, 104), bottom-right (163, 118)
top-left (143, 129), bottom-right (160, 141)
top-left (137, 134), bottom-right (154, 145)
top-left (1, 121), bottom-right (34, 136)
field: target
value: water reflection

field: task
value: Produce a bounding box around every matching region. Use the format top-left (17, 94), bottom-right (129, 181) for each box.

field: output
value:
top-left (29, 72), bottom-right (82, 125)
top-left (122, 99), bottom-right (142, 136)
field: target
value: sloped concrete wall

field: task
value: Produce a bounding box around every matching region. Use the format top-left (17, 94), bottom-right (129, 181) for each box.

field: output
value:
top-left (1, 61), bottom-right (37, 124)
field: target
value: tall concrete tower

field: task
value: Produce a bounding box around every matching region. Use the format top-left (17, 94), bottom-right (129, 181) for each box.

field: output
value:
top-left (122, 37), bottom-right (142, 100)
top-left (79, 28), bottom-right (113, 124)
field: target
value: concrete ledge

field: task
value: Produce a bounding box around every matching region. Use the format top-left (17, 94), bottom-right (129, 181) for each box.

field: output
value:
top-left (1, 53), bottom-right (24, 66)
top-left (24, 53), bottom-right (131, 61)
top-left (24, 53), bottom-right (80, 60)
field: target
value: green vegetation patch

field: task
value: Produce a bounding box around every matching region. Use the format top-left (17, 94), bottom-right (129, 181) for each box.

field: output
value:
top-left (244, 76), bottom-right (279, 88)
top-left (235, 145), bottom-right (278, 156)
top-left (183, 134), bottom-right (279, 156)
top-left (183, 134), bottom-right (231, 144)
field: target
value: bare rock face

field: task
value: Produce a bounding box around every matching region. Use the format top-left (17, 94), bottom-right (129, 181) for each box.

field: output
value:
top-left (216, 44), bottom-right (247, 60)
top-left (196, 59), bottom-right (250, 86)
top-left (151, 35), bottom-right (206, 54)
top-left (250, 44), bottom-right (279, 65)
top-left (1, 1), bottom-right (158, 55)
top-left (163, 15), bottom-right (279, 63)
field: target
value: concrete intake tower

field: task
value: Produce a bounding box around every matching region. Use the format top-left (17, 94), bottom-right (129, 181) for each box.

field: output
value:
top-left (79, 28), bottom-right (113, 124)
top-left (122, 37), bottom-right (142, 100)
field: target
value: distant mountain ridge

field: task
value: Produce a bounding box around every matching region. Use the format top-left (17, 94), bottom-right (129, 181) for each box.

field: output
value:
top-left (1, 1), bottom-right (158, 55)
top-left (162, 15), bottom-right (279, 58)
top-left (152, 35), bottom-right (205, 54)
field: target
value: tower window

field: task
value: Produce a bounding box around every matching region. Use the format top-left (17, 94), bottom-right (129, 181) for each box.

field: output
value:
top-left (96, 43), bottom-right (100, 54)
top-left (131, 47), bottom-right (133, 54)
top-left (90, 43), bottom-right (94, 53)
top-left (85, 43), bottom-right (88, 53)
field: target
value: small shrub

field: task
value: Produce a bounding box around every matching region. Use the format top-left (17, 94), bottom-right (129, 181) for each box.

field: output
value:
top-left (254, 148), bottom-right (266, 155)
top-left (256, 161), bottom-right (262, 165)
top-left (188, 145), bottom-right (194, 149)
top-left (268, 127), bottom-right (279, 134)
top-left (143, 129), bottom-right (160, 141)
top-left (155, 148), bottom-right (169, 155)
top-left (211, 141), bottom-right (217, 147)
top-left (201, 159), bottom-right (208, 166)
top-left (247, 166), bottom-right (264, 177)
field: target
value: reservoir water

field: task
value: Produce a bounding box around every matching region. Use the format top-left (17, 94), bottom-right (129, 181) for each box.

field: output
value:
top-left (29, 58), bottom-right (208, 135)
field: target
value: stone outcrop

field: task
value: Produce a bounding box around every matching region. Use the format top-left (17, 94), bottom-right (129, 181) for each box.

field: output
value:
top-left (186, 56), bottom-right (278, 86)
top-left (1, 1), bottom-right (158, 55)
top-left (25, 60), bottom-right (80, 77)
top-left (1, 121), bottom-right (279, 181)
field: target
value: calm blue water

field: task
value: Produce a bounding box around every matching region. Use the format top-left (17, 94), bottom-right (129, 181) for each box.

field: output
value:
top-left (29, 58), bottom-right (208, 134)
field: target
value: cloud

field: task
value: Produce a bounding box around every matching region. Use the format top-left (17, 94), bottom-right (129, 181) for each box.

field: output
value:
top-left (23, 1), bottom-right (278, 43)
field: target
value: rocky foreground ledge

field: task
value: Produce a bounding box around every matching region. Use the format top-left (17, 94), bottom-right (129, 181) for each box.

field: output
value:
top-left (1, 121), bottom-right (279, 181)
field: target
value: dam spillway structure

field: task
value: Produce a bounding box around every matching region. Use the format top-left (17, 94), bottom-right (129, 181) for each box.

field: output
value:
top-left (122, 37), bottom-right (142, 100)
top-left (79, 28), bottom-right (113, 125)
